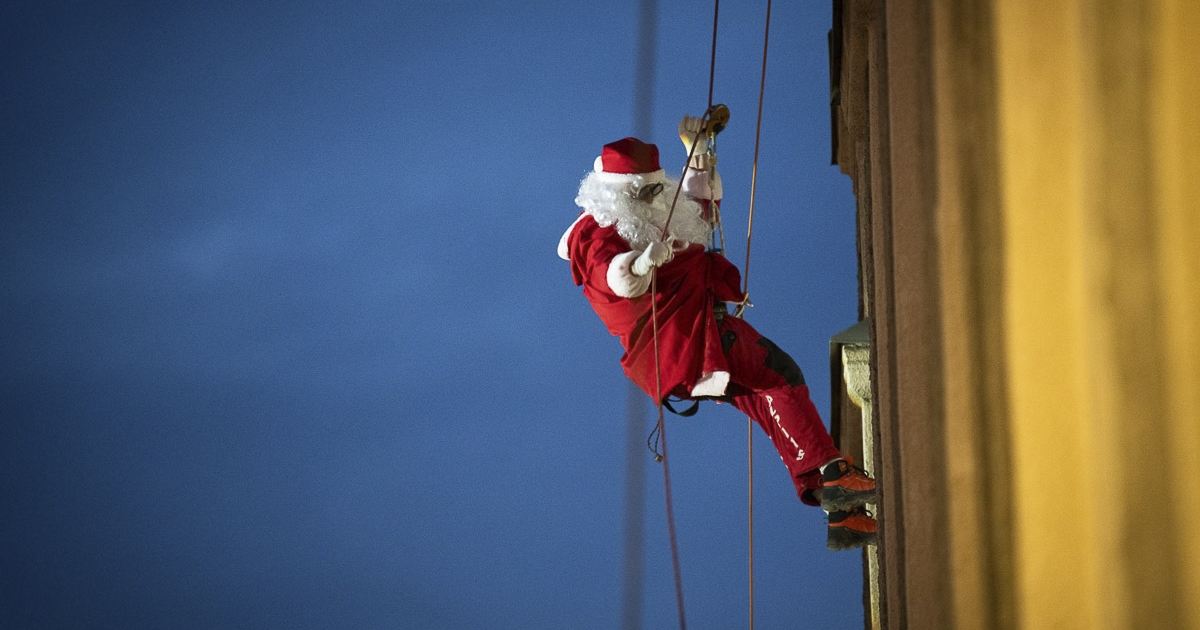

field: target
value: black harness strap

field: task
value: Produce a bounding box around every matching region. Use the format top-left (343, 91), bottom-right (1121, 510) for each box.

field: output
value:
top-left (662, 398), bottom-right (701, 417)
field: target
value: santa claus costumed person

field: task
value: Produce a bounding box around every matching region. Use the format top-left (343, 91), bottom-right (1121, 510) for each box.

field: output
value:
top-left (558, 115), bottom-right (878, 549)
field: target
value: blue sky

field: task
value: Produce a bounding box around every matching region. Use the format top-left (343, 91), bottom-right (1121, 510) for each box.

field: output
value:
top-left (1, 1), bottom-right (861, 628)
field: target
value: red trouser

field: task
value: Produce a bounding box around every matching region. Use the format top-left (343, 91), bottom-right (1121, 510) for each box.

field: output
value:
top-left (714, 315), bottom-right (840, 506)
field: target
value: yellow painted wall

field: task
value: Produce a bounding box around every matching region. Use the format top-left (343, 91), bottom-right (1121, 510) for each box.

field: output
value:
top-left (994, 2), bottom-right (1095, 625)
top-left (992, 1), bottom-right (1199, 628)
top-left (1154, 3), bottom-right (1200, 627)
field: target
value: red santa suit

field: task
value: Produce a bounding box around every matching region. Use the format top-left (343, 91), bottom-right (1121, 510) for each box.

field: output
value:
top-left (559, 137), bottom-right (841, 505)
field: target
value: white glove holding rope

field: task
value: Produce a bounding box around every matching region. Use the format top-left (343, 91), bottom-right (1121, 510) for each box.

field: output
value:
top-left (631, 241), bottom-right (674, 276)
top-left (678, 114), bottom-right (711, 169)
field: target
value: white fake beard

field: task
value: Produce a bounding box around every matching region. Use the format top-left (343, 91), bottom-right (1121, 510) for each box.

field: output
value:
top-left (574, 172), bottom-right (713, 250)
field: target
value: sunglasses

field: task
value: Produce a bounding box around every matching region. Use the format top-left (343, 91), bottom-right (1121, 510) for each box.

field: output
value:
top-left (630, 181), bottom-right (664, 202)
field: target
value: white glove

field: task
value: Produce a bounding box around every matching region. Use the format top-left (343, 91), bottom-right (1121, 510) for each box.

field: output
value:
top-left (631, 241), bottom-right (673, 276)
top-left (678, 114), bottom-right (709, 158)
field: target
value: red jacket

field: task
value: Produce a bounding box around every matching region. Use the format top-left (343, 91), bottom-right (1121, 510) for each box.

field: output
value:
top-left (565, 214), bottom-right (745, 401)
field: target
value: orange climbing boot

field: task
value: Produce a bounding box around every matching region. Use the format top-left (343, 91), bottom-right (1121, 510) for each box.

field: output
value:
top-left (820, 457), bottom-right (877, 511)
top-left (827, 506), bottom-right (878, 550)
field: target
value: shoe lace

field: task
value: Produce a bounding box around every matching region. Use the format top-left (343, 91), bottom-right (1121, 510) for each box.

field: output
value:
top-left (841, 457), bottom-right (872, 479)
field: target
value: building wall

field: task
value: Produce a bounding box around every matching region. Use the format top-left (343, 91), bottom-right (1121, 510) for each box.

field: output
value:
top-left (991, 1), bottom-right (1200, 627)
top-left (831, 0), bottom-right (1200, 628)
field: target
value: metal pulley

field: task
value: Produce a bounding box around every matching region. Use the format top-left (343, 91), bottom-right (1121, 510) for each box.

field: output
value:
top-left (706, 103), bottom-right (730, 137)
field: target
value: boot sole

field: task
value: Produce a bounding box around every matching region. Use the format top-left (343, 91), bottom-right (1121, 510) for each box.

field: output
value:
top-left (827, 527), bottom-right (878, 550)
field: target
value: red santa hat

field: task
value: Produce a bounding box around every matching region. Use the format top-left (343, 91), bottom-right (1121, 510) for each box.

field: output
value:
top-left (591, 137), bottom-right (667, 184)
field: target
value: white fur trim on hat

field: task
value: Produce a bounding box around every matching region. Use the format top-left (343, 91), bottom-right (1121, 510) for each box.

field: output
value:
top-left (605, 250), bottom-right (651, 298)
top-left (590, 156), bottom-right (669, 187)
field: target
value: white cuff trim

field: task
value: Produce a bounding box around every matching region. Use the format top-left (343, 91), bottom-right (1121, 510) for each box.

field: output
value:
top-left (557, 215), bottom-right (587, 260)
top-left (606, 250), bottom-right (651, 298)
top-left (690, 371), bottom-right (730, 397)
top-left (682, 167), bottom-right (722, 201)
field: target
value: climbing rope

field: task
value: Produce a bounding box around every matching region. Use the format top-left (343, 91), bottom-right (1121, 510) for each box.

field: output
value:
top-left (745, 6), bottom-right (774, 628)
top-left (649, 0), bottom-right (721, 622)
top-left (650, 102), bottom-right (713, 630)
top-left (741, 0), bottom-right (772, 314)
top-left (648, 1), bottom-right (775, 628)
